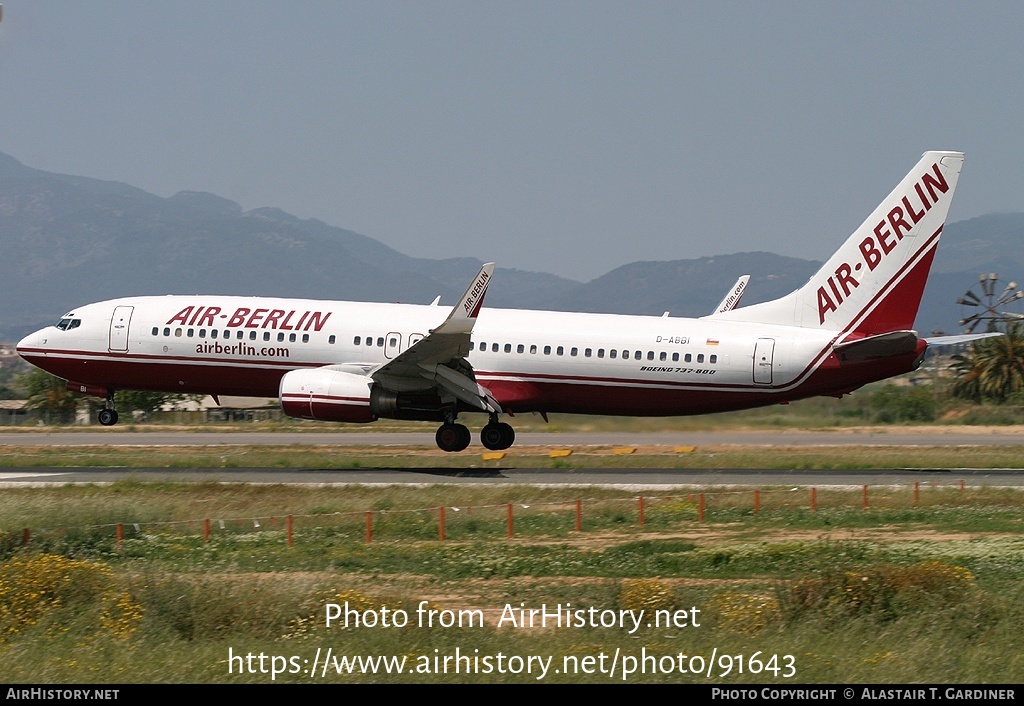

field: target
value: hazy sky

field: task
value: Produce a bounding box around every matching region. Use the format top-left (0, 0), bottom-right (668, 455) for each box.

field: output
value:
top-left (1, 1), bottom-right (1022, 280)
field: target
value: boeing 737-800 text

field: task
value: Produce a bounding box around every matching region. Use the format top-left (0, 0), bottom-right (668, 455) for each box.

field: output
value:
top-left (17, 151), bottom-right (989, 451)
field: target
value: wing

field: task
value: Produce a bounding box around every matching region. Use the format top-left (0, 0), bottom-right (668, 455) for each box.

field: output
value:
top-left (370, 263), bottom-right (501, 414)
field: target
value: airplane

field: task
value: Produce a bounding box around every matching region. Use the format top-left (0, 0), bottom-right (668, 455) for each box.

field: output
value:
top-left (17, 150), bottom-right (993, 452)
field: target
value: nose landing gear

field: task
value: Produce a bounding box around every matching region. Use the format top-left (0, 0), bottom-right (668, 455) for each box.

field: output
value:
top-left (97, 391), bottom-right (119, 426)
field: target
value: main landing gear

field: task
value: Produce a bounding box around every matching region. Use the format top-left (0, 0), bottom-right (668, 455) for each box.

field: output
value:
top-left (434, 414), bottom-right (516, 453)
top-left (97, 391), bottom-right (119, 427)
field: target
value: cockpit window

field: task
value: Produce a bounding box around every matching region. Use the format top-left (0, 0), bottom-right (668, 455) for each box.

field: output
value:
top-left (55, 318), bottom-right (81, 331)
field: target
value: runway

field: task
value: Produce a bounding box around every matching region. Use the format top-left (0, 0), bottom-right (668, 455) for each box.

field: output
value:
top-left (1, 428), bottom-right (1023, 447)
top-left (2, 429), bottom-right (1022, 487)
top-left (2, 466), bottom-right (1023, 488)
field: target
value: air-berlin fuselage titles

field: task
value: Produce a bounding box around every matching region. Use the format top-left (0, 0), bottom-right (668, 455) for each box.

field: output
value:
top-left (18, 151), bottom-right (985, 452)
top-left (165, 306), bottom-right (332, 332)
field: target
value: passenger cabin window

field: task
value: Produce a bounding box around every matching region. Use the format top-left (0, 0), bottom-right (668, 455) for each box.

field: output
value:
top-left (697, 354), bottom-right (705, 363)
top-left (517, 344), bottom-right (525, 353)
top-left (597, 349), bottom-right (605, 358)
top-left (151, 327), bottom-right (158, 336)
top-left (530, 345), bottom-right (537, 354)
top-left (504, 344), bottom-right (512, 353)
top-left (376, 337), bottom-right (384, 347)
top-left (710, 354), bottom-right (718, 363)
top-left (329, 335), bottom-right (336, 344)
top-left (302, 334), bottom-right (310, 343)
top-left (544, 345), bottom-right (552, 355)
top-left (354, 336), bottom-right (361, 345)
top-left (610, 350), bottom-right (617, 359)
top-left (211, 329), bottom-right (218, 339)
top-left (163, 328), bottom-right (170, 336)
top-left (289, 334), bottom-right (297, 343)
top-left (249, 331), bottom-right (257, 341)
top-left (557, 346), bottom-right (564, 356)
top-left (571, 347), bottom-right (578, 356)
top-left (492, 343), bottom-right (499, 352)
top-left (277, 333), bottom-right (285, 342)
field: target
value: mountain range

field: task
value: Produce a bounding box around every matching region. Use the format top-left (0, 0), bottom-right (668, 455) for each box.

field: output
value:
top-left (2, 151), bottom-right (1022, 341)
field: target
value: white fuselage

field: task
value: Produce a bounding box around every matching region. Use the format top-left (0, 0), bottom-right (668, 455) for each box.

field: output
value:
top-left (17, 293), bottom-right (910, 418)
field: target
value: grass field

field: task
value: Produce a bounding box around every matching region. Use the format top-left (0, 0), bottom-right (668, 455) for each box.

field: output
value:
top-left (2, 472), bottom-right (1023, 684)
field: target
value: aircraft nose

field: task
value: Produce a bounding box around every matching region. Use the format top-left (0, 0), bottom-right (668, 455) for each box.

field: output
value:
top-left (16, 330), bottom-right (46, 360)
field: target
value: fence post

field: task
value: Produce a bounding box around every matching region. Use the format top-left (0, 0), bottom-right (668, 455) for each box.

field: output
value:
top-left (862, 484), bottom-right (868, 510)
top-left (811, 487), bottom-right (817, 512)
top-left (365, 511), bottom-right (373, 543)
top-left (507, 503), bottom-right (513, 538)
top-left (638, 496), bottom-right (645, 527)
top-left (698, 494), bottom-right (705, 522)
top-left (754, 490), bottom-right (760, 514)
top-left (21, 528), bottom-right (29, 546)
top-left (287, 515), bottom-right (293, 547)
top-left (116, 523), bottom-right (123, 554)
top-left (575, 499), bottom-right (581, 532)
top-left (438, 506), bottom-right (446, 541)
top-left (960, 479), bottom-right (965, 497)
top-left (914, 482), bottom-right (920, 506)
top-left (204, 518), bottom-right (210, 543)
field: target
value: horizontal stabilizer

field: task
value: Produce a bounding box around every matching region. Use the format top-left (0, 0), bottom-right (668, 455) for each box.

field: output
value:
top-left (834, 330), bottom-right (918, 360)
top-left (924, 332), bottom-right (1004, 347)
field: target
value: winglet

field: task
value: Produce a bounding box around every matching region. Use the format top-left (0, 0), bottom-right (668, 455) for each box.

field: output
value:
top-left (713, 275), bottom-right (749, 314)
top-left (431, 263), bottom-right (495, 335)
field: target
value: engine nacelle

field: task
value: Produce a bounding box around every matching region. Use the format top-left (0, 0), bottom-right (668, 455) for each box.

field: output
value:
top-left (279, 368), bottom-right (380, 423)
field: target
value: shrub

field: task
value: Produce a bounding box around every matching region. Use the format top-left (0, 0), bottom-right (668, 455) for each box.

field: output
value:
top-left (784, 560), bottom-right (975, 622)
top-left (617, 578), bottom-right (675, 613)
top-left (0, 553), bottom-right (142, 641)
top-left (706, 591), bottom-right (781, 633)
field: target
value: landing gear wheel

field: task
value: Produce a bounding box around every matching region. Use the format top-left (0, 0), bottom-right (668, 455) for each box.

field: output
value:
top-left (481, 422), bottom-right (515, 450)
top-left (98, 409), bottom-right (119, 426)
top-left (436, 423), bottom-right (471, 452)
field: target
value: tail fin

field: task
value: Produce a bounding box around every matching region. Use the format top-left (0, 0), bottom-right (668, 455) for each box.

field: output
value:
top-left (707, 151), bottom-right (964, 337)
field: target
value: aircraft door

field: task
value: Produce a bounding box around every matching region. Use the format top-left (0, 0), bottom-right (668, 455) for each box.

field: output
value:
top-left (109, 306), bottom-right (134, 352)
top-left (753, 338), bottom-right (775, 384)
top-left (384, 332), bottom-right (402, 359)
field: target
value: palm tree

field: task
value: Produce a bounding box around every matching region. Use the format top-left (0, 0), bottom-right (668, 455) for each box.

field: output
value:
top-left (951, 322), bottom-right (1024, 402)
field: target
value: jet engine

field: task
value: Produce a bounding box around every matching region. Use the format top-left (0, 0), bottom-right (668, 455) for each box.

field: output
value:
top-left (279, 368), bottom-right (387, 423)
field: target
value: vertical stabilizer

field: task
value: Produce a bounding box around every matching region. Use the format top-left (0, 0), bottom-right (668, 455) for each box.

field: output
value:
top-left (707, 151), bottom-right (964, 337)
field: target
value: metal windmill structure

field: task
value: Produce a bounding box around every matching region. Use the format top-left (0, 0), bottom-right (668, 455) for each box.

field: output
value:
top-left (957, 273), bottom-right (1024, 333)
